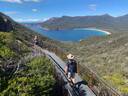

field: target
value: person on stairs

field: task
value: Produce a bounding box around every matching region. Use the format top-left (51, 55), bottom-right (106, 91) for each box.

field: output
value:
top-left (32, 35), bottom-right (39, 56)
top-left (33, 35), bottom-right (38, 48)
top-left (64, 54), bottom-right (77, 84)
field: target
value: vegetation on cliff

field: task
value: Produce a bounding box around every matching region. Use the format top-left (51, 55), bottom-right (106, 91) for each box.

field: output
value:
top-left (61, 34), bottom-right (128, 95)
top-left (0, 57), bottom-right (56, 96)
top-left (0, 12), bottom-right (61, 96)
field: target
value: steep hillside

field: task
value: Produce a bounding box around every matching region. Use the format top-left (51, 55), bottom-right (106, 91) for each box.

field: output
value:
top-left (42, 14), bottom-right (128, 33)
top-left (61, 33), bottom-right (128, 95)
top-left (0, 12), bottom-right (63, 95)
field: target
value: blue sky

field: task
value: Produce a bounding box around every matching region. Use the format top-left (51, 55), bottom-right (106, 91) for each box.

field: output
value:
top-left (0, 0), bottom-right (128, 22)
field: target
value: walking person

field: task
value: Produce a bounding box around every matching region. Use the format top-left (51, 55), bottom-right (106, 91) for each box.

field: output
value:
top-left (32, 35), bottom-right (38, 56)
top-left (33, 35), bottom-right (38, 48)
top-left (64, 54), bottom-right (77, 84)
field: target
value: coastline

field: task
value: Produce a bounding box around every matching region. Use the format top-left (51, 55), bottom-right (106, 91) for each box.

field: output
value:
top-left (74, 28), bottom-right (111, 35)
top-left (42, 27), bottom-right (111, 35)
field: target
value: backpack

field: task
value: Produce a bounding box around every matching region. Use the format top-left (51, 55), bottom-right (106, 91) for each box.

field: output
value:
top-left (67, 60), bottom-right (77, 73)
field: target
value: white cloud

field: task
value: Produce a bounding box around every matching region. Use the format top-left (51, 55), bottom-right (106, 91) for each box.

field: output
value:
top-left (4, 11), bottom-right (18, 15)
top-left (16, 18), bottom-right (40, 22)
top-left (24, 0), bottom-right (40, 2)
top-left (0, 0), bottom-right (22, 3)
top-left (43, 18), bottom-right (49, 21)
top-left (32, 9), bottom-right (38, 12)
top-left (0, 0), bottom-right (41, 3)
top-left (88, 4), bottom-right (97, 11)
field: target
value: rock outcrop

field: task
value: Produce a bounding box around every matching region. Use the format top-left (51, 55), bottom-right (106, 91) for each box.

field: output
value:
top-left (0, 12), bottom-right (14, 32)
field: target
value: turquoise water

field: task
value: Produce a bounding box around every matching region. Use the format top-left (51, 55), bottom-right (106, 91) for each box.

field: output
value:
top-left (26, 25), bottom-right (107, 41)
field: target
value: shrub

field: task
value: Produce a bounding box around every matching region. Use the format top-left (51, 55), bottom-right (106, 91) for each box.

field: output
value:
top-left (0, 46), bottom-right (15, 59)
top-left (1, 57), bottom-right (56, 96)
top-left (0, 32), bottom-right (14, 47)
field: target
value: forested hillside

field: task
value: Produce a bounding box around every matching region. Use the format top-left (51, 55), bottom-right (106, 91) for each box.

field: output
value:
top-left (0, 12), bottom-right (63, 96)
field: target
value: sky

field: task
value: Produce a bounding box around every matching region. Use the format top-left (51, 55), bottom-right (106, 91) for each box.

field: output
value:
top-left (0, 0), bottom-right (128, 22)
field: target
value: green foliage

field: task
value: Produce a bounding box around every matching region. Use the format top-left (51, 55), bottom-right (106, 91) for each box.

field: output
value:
top-left (0, 32), bottom-right (31, 59)
top-left (0, 13), bottom-right (62, 96)
top-left (27, 57), bottom-right (54, 76)
top-left (1, 77), bottom-right (32, 96)
top-left (103, 73), bottom-right (128, 94)
top-left (1, 57), bottom-right (56, 96)
top-left (103, 74), bottom-right (125, 85)
top-left (0, 32), bottom-right (16, 59)
top-left (61, 32), bottom-right (128, 95)
top-left (0, 32), bottom-right (14, 47)
top-left (0, 46), bottom-right (15, 59)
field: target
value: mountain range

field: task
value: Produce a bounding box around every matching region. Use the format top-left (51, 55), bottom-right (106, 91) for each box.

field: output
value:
top-left (42, 14), bottom-right (128, 33)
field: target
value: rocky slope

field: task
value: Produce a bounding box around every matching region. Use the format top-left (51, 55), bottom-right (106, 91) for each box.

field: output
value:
top-left (0, 12), bottom-right (14, 32)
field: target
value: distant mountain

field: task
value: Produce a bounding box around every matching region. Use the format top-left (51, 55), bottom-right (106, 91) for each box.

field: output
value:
top-left (21, 22), bottom-right (40, 28)
top-left (41, 14), bottom-right (128, 33)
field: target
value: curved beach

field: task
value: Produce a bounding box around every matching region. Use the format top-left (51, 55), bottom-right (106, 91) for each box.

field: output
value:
top-left (74, 28), bottom-right (111, 35)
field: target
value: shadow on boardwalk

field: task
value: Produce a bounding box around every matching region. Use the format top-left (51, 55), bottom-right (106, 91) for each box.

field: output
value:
top-left (75, 80), bottom-right (88, 96)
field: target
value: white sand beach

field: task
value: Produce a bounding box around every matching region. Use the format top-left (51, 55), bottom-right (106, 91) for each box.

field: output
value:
top-left (74, 28), bottom-right (111, 35)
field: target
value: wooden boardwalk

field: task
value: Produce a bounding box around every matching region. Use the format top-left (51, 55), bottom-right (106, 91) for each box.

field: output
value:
top-left (40, 48), bottom-right (96, 96)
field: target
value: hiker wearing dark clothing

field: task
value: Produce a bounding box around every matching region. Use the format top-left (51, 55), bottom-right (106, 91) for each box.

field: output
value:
top-left (33, 35), bottom-right (38, 47)
top-left (32, 35), bottom-right (38, 56)
top-left (64, 54), bottom-right (77, 84)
